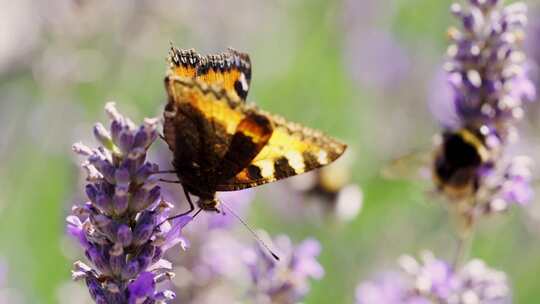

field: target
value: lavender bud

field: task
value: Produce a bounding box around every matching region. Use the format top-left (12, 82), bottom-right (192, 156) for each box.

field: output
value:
top-left (131, 185), bottom-right (160, 213)
top-left (110, 120), bottom-right (122, 146)
top-left (93, 123), bottom-right (113, 150)
top-left (133, 128), bottom-right (149, 150)
top-left (117, 130), bottom-right (134, 154)
top-left (82, 163), bottom-right (103, 181)
top-left (116, 224), bottom-right (133, 247)
top-left (86, 247), bottom-right (110, 275)
top-left (133, 213), bottom-right (156, 246)
top-left (134, 163), bottom-right (158, 184)
top-left (109, 242), bottom-right (123, 257)
top-left (92, 214), bottom-right (112, 231)
top-left (112, 187), bottom-right (129, 215)
top-left (123, 260), bottom-right (140, 280)
top-left (94, 194), bottom-right (113, 215)
top-left (104, 102), bottom-right (122, 121)
top-left (72, 142), bottom-right (93, 156)
top-left (136, 245), bottom-right (155, 271)
top-left (89, 155), bottom-right (115, 183)
top-left (145, 186), bottom-right (161, 209)
top-left (114, 167), bottom-right (130, 186)
top-left (127, 147), bottom-right (146, 171)
top-left (85, 184), bottom-right (98, 204)
top-left (109, 254), bottom-right (125, 276)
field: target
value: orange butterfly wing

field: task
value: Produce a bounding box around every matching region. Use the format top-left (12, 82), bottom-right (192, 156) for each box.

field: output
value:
top-left (168, 45), bottom-right (251, 101)
top-left (164, 72), bottom-right (346, 192)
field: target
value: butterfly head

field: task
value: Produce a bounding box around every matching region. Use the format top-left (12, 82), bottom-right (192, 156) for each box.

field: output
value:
top-left (196, 196), bottom-right (221, 213)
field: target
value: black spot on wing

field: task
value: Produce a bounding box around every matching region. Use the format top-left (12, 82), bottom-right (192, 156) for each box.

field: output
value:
top-left (215, 112), bottom-right (273, 182)
top-left (274, 157), bottom-right (296, 179)
top-left (247, 165), bottom-right (263, 180)
top-left (234, 79), bottom-right (248, 100)
top-left (302, 151), bottom-right (321, 171)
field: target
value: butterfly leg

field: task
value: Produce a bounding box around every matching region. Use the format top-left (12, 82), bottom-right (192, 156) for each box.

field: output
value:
top-left (169, 188), bottom-right (195, 216)
top-left (159, 188), bottom-right (196, 226)
top-left (182, 187), bottom-right (195, 215)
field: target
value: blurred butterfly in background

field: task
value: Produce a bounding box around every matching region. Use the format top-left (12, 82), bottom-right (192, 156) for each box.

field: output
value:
top-left (161, 45), bottom-right (347, 216)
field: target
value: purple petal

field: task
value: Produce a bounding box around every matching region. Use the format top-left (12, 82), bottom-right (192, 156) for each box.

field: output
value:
top-left (128, 271), bottom-right (155, 302)
top-left (503, 176), bottom-right (534, 205)
top-left (66, 216), bottom-right (90, 249)
top-left (296, 238), bottom-right (321, 257)
top-left (161, 215), bottom-right (192, 252)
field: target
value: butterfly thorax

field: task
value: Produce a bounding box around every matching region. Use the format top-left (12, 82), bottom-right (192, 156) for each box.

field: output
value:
top-left (196, 196), bottom-right (220, 212)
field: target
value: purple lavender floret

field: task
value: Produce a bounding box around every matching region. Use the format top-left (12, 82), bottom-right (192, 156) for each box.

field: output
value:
top-left (243, 234), bottom-right (324, 304)
top-left (356, 251), bottom-right (510, 304)
top-left (67, 102), bottom-right (192, 303)
top-left (446, 0), bottom-right (536, 129)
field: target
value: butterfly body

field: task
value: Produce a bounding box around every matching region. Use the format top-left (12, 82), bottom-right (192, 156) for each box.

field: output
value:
top-left (163, 46), bottom-right (346, 212)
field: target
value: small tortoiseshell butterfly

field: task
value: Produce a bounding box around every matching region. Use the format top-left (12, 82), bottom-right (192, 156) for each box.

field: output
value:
top-left (163, 45), bottom-right (347, 213)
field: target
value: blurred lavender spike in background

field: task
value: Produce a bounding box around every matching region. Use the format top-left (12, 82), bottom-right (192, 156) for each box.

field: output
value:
top-left (172, 229), bottom-right (251, 303)
top-left (243, 234), bottom-right (324, 304)
top-left (342, 0), bottom-right (411, 92)
top-left (356, 251), bottom-right (511, 304)
top-left (67, 102), bottom-right (192, 303)
top-left (445, 0), bottom-right (536, 129)
top-left (434, 0), bottom-right (537, 214)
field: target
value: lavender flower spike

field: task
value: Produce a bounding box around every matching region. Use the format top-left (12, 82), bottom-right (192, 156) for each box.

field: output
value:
top-left (433, 0), bottom-right (536, 215)
top-left (68, 102), bottom-right (192, 303)
top-left (446, 0), bottom-right (536, 128)
top-left (244, 234), bottom-right (324, 304)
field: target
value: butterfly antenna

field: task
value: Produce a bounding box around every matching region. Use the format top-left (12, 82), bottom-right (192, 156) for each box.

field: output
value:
top-left (220, 200), bottom-right (280, 261)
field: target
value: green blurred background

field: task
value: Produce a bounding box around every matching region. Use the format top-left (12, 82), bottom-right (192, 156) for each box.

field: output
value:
top-left (0, 0), bottom-right (539, 303)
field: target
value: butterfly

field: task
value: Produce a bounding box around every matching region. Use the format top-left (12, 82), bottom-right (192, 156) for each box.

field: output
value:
top-left (162, 45), bottom-right (347, 214)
